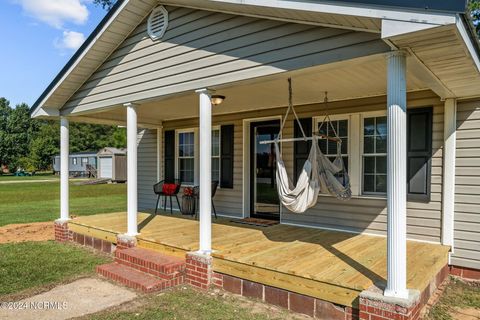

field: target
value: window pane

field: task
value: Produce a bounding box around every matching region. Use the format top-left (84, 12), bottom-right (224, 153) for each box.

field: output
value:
top-left (376, 175), bottom-right (387, 193)
top-left (338, 120), bottom-right (348, 137)
top-left (341, 138), bottom-right (348, 154)
top-left (342, 156), bottom-right (349, 172)
top-left (364, 157), bottom-right (375, 174)
top-left (364, 118), bottom-right (375, 135)
top-left (364, 174), bottom-right (374, 192)
top-left (318, 123), bottom-right (327, 136)
top-left (179, 158), bottom-right (194, 184)
top-left (376, 116), bottom-right (387, 136)
top-left (212, 158), bottom-right (220, 182)
top-left (319, 139), bottom-right (327, 154)
top-left (212, 130), bottom-right (220, 157)
top-left (179, 132), bottom-right (194, 157)
top-left (376, 156), bottom-right (387, 174)
top-left (328, 140), bottom-right (337, 154)
top-left (364, 136), bottom-right (375, 154)
top-left (376, 135), bottom-right (387, 153)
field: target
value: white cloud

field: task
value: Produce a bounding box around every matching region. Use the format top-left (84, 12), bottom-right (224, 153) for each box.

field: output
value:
top-left (16, 0), bottom-right (89, 28)
top-left (54, 30), bottom-right (86, 51)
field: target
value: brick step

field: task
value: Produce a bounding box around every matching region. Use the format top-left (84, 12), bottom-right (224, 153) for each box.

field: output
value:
top-left (96, 262), bottom-right (184, 293)
top-left (115, 247), bottom-right (186, 280)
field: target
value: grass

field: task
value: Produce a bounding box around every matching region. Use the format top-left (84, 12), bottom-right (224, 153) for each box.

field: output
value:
top-left (0, 172), bottom-right (58, 181)
top-left (427, 278), bottom-right (480, 320)
top-left (0, 241), bottom-right (110, 297)
top-left (0, 181), bottom-right (126, 226)
top-left (88, 287), bottom-right (288, 320)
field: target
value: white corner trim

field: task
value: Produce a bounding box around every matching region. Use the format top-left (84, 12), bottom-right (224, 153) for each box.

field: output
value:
top-left (381, 19), bottom-right (440, 39)
top-left (31, 107), bottom-right (60, 118)
top-left (442, 98), bottom-right (457, 250)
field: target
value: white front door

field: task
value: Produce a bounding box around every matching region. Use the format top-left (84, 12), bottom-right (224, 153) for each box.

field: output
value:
top-left (100, 157), bottom-right (113, 179)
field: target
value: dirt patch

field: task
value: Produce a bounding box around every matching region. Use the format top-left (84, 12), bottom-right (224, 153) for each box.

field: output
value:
top-left (451, 307), bottom-right (480, 319)
top-left (0, 222), bottom-right (54, 243)
top-left (0, 278), bottom-right (137, 320)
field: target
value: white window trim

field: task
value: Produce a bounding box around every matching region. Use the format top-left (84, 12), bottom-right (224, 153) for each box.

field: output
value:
top-left (360, 110), bottom-right (388, 197)
top-left (175, 126), bottom-right (221, 187)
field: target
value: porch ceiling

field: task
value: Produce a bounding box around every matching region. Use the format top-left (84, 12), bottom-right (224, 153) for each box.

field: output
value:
top-left (77, 54), bottom-right (428, 127)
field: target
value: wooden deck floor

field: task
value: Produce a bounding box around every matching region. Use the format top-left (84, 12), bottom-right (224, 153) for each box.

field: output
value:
top-left (69, 212), bottom-right (450, 307)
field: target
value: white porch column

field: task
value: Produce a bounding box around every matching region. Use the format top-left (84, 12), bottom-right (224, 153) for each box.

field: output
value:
top-left (126, 103), bottom-right (138, 236)
top-left (442, 98), bottom-right (457, 249)
top-left (196, 89), bottom-right (212, 254)
top-left (385, 51), bottom-right (408, 299)
top-left (60, 116), bottom-right (70, 221)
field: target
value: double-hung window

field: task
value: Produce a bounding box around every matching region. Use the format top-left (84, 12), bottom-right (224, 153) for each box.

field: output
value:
top-left (317, 118), bottom-right (349, 172)
top-left (362, 116), bottom-right (387, 194)
top-left (177, 131), bottom-right (195, 185)
top-left (176, 129), bottom-right (221, 185)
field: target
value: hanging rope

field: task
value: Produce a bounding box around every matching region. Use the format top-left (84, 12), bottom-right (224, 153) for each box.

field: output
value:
top-left (278, 78), bottom-right (307, 141)
top-left (262, 78), bottom-right (352, 213)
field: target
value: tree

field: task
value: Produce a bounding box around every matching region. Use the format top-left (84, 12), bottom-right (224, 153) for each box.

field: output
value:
top-left (0, 98), bottom-right (12, 169)
top-left (469, 0), bottom-right (480, 38)
top-left (93, 0), bottom-right (116, 10)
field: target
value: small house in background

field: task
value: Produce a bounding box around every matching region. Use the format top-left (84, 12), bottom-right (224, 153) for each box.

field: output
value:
top-left (53, 151), bottom-right (97, 177)
top-left (97, 147), bottom-right (127, 182)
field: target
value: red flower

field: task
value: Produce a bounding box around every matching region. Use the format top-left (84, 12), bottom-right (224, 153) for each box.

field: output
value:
top-left (183, 187), bottom-right (194, 196)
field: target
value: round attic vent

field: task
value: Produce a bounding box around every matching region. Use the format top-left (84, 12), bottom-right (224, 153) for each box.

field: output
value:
top-left (147, 6), bottom-right (168, 40)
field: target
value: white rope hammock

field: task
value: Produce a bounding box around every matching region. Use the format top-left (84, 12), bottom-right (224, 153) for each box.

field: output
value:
top-left (262, 78), bottom-right (352, 213)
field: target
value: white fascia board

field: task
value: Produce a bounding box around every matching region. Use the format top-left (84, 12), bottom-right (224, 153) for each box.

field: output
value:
top-left (456, 15), bottom-right (480, 73)
top-left (31, 106), bottom-right (60, 118)
top-left (34, 0), bottom-right (131, 112)
top-left (205, 0), bottom-right (456, 25)
top-left (381, 19), bottom-right (440, 39)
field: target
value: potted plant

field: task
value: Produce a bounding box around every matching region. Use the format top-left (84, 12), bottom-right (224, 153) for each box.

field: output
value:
top-left (181, 187), bottom-right (195, 215)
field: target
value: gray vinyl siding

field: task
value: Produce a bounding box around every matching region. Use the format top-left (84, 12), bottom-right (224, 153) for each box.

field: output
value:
top-left (137, 129), bottom-right (158, 211)
top-left (452, 100), bottom-right (480, 270)
top-left (62, 6), bottom-right (389, 114)
top-left (150, 90), bottom-right (444, 242)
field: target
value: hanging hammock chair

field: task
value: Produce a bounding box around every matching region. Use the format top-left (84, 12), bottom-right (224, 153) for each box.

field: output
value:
top-left (261, 78), bottom-right (352, 213)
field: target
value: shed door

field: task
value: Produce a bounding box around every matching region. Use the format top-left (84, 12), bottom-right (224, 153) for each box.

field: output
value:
top-left (100, 157), bottom-right (113, 179)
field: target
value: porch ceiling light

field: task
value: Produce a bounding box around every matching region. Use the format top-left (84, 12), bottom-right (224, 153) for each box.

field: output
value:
top-left (211, 95), bottom-right (225, 106)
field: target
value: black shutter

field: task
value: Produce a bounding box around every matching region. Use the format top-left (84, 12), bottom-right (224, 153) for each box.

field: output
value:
top-left (294, 118), bottom-right (312, 183)
top-left (164, 130), bottom-right (175, 182)
top-left (407, 107), bottom-right (433, 202)
top-left (220, 124), bottom-right (234, 188)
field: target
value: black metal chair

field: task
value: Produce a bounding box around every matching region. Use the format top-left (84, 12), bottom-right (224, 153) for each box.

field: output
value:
top-left (194, 180), bottom-right (219, 219)
top-left (153, 179), bottom-right (182, 214)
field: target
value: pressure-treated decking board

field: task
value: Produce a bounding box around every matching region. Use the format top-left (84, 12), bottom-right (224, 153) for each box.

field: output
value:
top-left (70, 212), bottom-right (450, 307)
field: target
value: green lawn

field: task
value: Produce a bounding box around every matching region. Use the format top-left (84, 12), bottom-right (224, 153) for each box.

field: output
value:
top-left (88, 288), bottom-right (288, 320)
top-left (0, 181), bottom-right (126, 226)
top-left (0, 241), bottom-right (110, 297)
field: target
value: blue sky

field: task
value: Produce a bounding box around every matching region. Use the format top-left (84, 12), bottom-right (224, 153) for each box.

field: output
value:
top-left (0, 0), bottom-right (108, 108)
